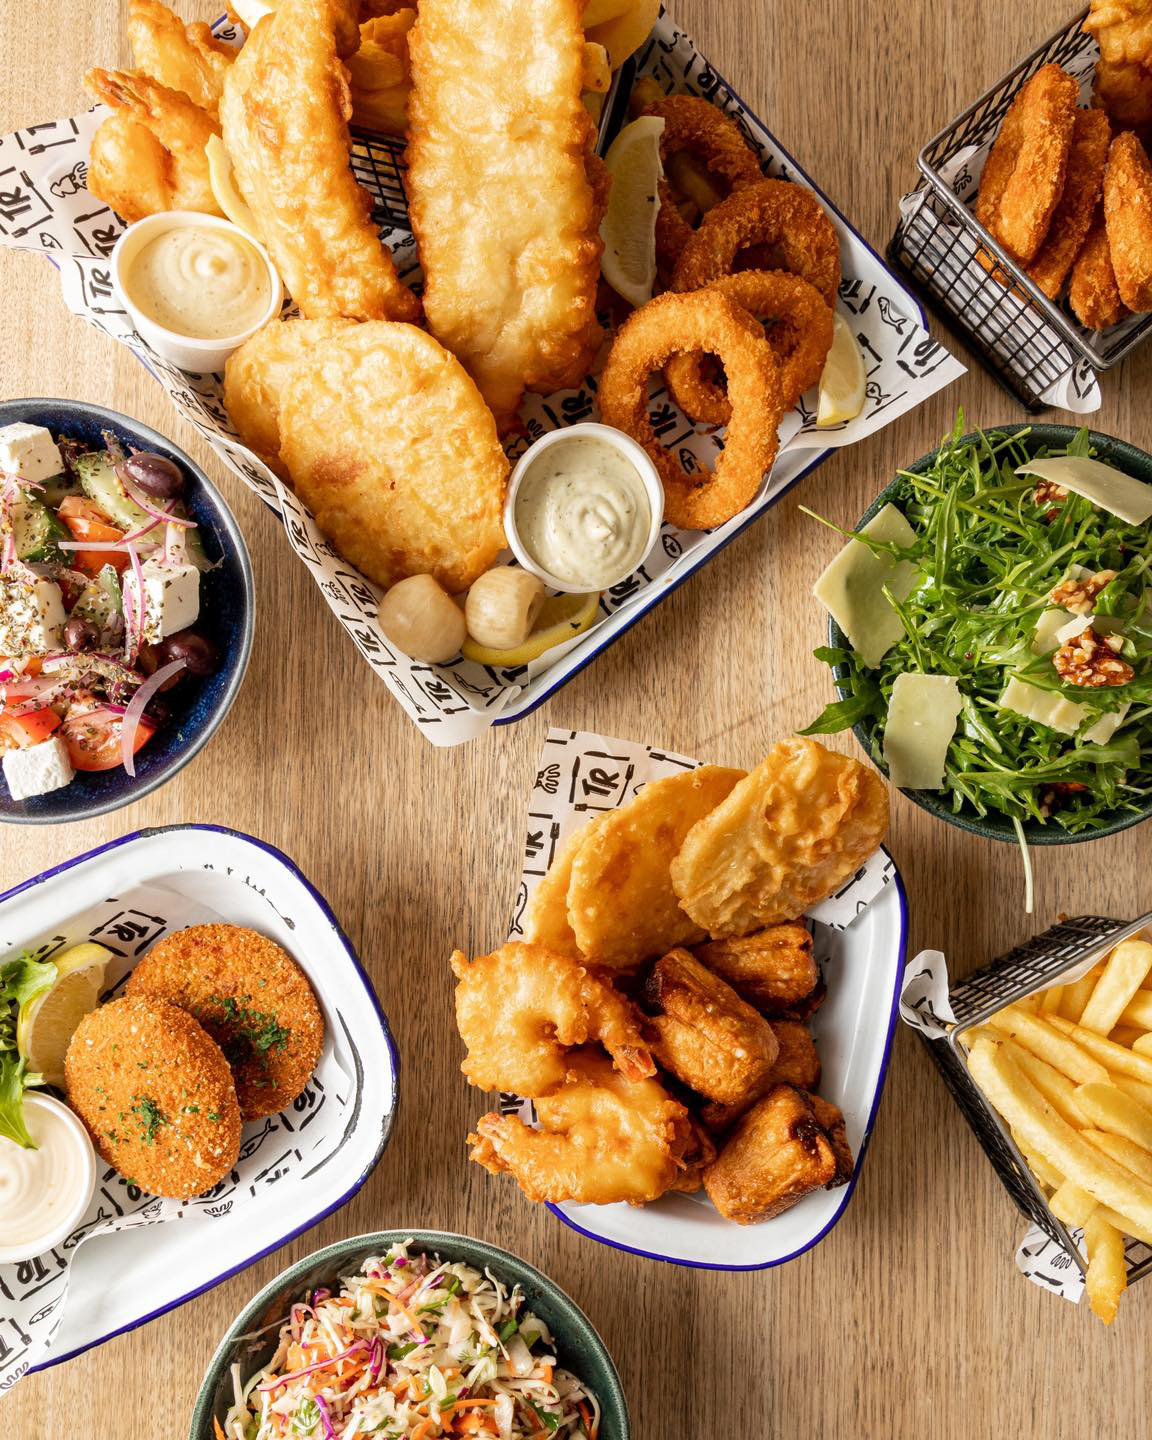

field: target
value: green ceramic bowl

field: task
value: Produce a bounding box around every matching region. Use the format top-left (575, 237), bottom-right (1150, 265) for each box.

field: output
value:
top-left (189, 1230), bottom-right (630, 1440)
top-left (830, 423), bottom-right (1152, 845)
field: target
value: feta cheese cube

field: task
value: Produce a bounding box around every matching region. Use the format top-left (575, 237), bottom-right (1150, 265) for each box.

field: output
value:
top-left (2, 735), bottom-right (74, 800)
top-left (122, 558), bottom-right (200, 644)
top-left (0, 575), bottom-right (66, 655)
top-left (0, 423), bottom-right (64, 484)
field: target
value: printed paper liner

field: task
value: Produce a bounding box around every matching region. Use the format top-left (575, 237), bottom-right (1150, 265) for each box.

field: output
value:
top-left (0, 12), bottom-right (963, 743)
top-left (0, 826), bottom-right (398, 1389)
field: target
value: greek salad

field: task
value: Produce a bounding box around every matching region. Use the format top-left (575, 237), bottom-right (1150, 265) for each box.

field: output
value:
top-left (0, 421), bottom-right (220, 800)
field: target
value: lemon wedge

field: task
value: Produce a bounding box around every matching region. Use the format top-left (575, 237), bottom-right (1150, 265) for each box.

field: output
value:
top-left (600, 116), bottom-right (665, 309)
top-left (206, 135), bottom-right (262, 241)
top-left (463, 590), bottom-right (601, 667)
top-left (17, 943), bottom-right (110, 1086)
top-left (816, 313), bottom-right (867, 427)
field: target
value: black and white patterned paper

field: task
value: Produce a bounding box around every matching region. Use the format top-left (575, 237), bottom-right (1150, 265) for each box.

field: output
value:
top-left (0, 884), bottom-right (350, 1390)
top-left (0, 12), bottom-right (962, 744)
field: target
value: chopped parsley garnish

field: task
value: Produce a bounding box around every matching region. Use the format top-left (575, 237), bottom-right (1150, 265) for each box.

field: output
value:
top-left (387, 1342), bottom-right (420, 1361)
top-left (211, 993), bottom-right (291, 1070)
top-left (526, 1399), bottom-right (561, 1433)
top-left (130, 1096), bottom-right (168, 1144)
top-left (498, 1318), bottom-right (519, 1342)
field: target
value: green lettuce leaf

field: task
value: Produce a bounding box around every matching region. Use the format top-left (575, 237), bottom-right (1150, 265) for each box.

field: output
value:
top-left (0, 1053), bottom-right (36, 1148)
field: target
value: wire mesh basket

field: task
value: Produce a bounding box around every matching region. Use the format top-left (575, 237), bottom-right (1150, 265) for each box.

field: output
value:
top-left (889, 10), bottom-right (1152, 411)
top-left (922, 913), bottom-right (1152, 1284)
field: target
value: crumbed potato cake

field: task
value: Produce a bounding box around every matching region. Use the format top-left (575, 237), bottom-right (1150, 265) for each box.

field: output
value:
top-left (566, 765), bottom-right (745, 968)
top-left (670, 738), bottom-right (888, 935)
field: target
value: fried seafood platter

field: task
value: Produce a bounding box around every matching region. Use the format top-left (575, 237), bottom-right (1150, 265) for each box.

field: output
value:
top-left (450, 736), bottom-right (903, 1264)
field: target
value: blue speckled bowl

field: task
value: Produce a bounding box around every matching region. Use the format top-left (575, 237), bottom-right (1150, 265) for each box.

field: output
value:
top-left (189, 1230), bottom-right (631, 1440)
top-left (0, 399), bottom-right (253, 824)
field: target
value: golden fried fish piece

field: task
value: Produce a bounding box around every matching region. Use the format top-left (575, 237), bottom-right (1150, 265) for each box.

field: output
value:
top-left (347, 10), bottom-right (415, 135)
top-left (566, 766), bottom-right (746, 968)
top-left (703, 1083), bottom-right (839, 1224)
top-left (692, 921), bottom-right (818, 1014)
top-left (128, 0), bottom-right (236, 116)
top-left (670, 738), bottom-right (888, 936)
top-left (84, 68), bottom-right (223, 223)
top-left (522, 815), bottom-right (610, 958)
top-left (1085, 0), bottom-right (1152, 67)
top-left (469, 1050), bottom-right (695, 1204)
top-left (643, 949), bottom-right (778, 1105)
top-left (278, 323), bottom-right (508, 592)
top-left (224, 317), bottom-right (357, 479)
top-left (450, 942), bottom-right (653, 1097)
top-left (220, 0), bottom-right (420, 322)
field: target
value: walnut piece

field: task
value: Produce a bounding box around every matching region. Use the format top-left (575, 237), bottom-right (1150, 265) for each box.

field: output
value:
top-left (1032, 479), bottom-right (1069, 521)
top-left (1048, 569), bottom-right (1118, 615)
top-left (1053, 627), bottom-right (1133, 688)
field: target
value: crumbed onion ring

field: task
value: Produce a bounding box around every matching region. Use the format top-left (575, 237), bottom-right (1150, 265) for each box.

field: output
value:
top-left (639, 95), bottom-right (764, 273)
top-left (598, 290), bottom-right (783, 531)
top-left (671, 179), bottom-right (842, 307)
top-left (664, 270), bottom-right (834, 422)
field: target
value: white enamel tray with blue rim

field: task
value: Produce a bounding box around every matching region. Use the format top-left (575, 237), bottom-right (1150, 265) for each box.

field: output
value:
top-left (0, 11), bottom-right (964, 746)
top-left (504, 729), bottom-right (908, 1270)
top-left (0, 826), bottom-right (398, 1388)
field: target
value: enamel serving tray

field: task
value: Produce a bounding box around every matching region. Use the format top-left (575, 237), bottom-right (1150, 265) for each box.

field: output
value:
top-left (0, 825), bottom-right (398, 1380)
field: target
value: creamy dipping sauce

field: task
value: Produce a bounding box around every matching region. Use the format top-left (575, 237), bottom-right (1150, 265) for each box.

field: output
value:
top-left (0, 1095), bottom-right (94, 1257)
top-left (515, 437), bottom-right (653, 587)
top-left (126, 226), bottom-right (272, 340)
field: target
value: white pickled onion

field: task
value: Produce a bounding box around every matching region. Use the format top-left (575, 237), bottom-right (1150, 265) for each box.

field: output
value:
top-left (2, 673), bottom-right (67, 701)
top-left (118, 471), bottom-right (194, 528)
top-left (120, 659), bottom-right (184, 777)
top-left (57, 540), bottom-right (131, 553)
top-left (125, 544), bottom-right (145, 663)
top-left (122, 517), bottom-right (162, 544)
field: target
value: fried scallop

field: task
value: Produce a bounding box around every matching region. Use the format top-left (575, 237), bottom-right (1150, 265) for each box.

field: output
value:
top-left (1103, 130), bottom-right (1152, 310)
top-left (223, 317), bottom-right (356, 479)
top-left (565, 765), bottom-right (746, 968)
top-left (125, 924), bottom-right (324, 1120)
top-left (469, 1050), bottom-right (696, 1205)
top-left (692, 921), bottom-right (818, 1013)
top-left (65, 995), bottom-right (241, 1197)
top-left (450, 942), bottom-right (653, 1096)
top-left (278, 323), bottom-right (508, 592)
top-left (669, 738), bottom-right (889, 936)
top-left (643, 949), bottom-right (778, 1105)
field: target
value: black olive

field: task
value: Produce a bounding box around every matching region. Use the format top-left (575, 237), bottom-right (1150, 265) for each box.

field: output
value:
top-left (144, 696), bottom-right (172, 726)
top-left (63, 617), bottom-right (98, 652)
top-left (137, 642), bottom-right (185, 691)
top-left (119, 451), bottom-right (184, 500)
top-left (161, 629), bottom-right (218, 678)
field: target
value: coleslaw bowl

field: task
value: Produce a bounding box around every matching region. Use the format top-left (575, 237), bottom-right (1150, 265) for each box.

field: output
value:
top-left (190, 1230), bottom-right (630, 1440)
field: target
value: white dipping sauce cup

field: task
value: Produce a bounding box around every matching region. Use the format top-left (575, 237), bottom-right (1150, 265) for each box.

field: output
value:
top-left (112, 212), bottom-right (283, 374)
top-left (0, 1092), bottom-right (96, 1263)
top-left (504, 422), bottom-right (665, 594)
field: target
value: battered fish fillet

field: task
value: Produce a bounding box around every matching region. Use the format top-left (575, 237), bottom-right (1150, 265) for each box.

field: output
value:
top-left (128, 0), bottom-right (235, 116)
top-left (1103, 130), bottom-right (1152, 310)
top-left (669, 738), bottom-right (889, 936)
top-left (277, 322), bottom-right (508, 591)
top-left (1069, 215), bottom-right (1130, 328)
top-left (407, 0), bottom-right (605, 432)
top-left (84, 68), bottom-right (223, 223)
top-left (220, 0), bottom-right (420, 322)
top-left (1026, 109), bottom-right (1112, 299)
top-left (469, 1050), bottom-right (696, 1205)
top-left (522, 815), bottom-right (610, 958)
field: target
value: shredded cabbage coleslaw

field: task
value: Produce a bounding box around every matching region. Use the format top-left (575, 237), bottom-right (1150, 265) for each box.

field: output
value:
top-left (220, 1242), bottom-right (600, 1440)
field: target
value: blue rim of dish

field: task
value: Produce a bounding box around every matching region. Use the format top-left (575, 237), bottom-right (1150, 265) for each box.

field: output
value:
top-left (17, 822), bottom-right (399, 1377)
top-left (544, 853), bottom-right (908, 1269)
top-left (0, 398), bottom-right (255, 823)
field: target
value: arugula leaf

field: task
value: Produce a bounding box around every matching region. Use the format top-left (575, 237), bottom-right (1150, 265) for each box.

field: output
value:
top-left (797, 682), bottom-right (882, 736)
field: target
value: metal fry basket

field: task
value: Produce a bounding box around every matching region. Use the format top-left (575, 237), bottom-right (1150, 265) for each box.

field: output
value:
top-left (888, 10), bottom-right (1152, 411)
top-left (922, 913), bottom-right (1152, 1284)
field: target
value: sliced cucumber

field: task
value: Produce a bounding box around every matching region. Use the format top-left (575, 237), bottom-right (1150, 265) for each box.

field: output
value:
top-left (11, 497), bottom-right (69, 564)
top-left (73, 451), bottom-right (154, 532)
top-left (38, 472), bottom-right (81, 508)
top-left (70, 565), bottom-right (123, 633)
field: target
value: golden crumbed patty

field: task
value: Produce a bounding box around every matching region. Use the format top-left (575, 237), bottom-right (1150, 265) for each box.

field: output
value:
top-left (125, 924), bottom-right (325, 1120)
top-left (65, 996), bottom-right (241, 1198)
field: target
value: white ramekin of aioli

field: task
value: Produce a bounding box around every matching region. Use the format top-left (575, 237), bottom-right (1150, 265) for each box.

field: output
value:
top-left (505, 423), bottom-right (664, 593)
top-left (0, 1092), bottom-right (96, 1263)
top-left (112, 211), bottom-right (283, 373)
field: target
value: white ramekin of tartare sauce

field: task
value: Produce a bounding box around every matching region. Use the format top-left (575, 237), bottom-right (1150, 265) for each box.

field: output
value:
top-left (0, 1091), bottom-right (96, 1263)
top-left (112, 211), bottom-right (283, 373)
top-left (504, 422), bottom-right (665, 594)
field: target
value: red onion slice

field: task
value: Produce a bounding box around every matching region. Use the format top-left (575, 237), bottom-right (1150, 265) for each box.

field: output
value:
top-left (118, 470), bottom-right (195, 528)
top-left (119, 658), bottom-right (184, 777)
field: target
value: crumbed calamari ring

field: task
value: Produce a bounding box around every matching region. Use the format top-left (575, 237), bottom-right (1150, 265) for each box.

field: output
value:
top-left (1103, 130), bottom-right (1152, 310)
top-left (671, 179), bottom-right (841, 307)
top-left (973, 64), bottom-right (1078, 262)
top-left (1026, 109), bottom-right (1112, 298)
top-left (1069, 215), bottom-right (1130, 328)
top-left (598, 290), bottom-right (784, 531)
top-left (664, 270), bottom-right (834, 422)
top-left (638, 95), bottom-right (764, 273)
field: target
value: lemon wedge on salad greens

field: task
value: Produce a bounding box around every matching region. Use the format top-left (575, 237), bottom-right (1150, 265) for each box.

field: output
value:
top-left (600, 116), bottom-right (665, 308)
top-left (17, 943), bottom-right (109, 1089)
top-left (463, 591), bottom-right (601, 667)
top-left (816, 313), bottom-right (867, 427)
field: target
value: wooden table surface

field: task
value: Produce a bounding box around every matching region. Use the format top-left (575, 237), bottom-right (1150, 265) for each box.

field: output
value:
top-left (3, 2), bottom-right (1152, 1436)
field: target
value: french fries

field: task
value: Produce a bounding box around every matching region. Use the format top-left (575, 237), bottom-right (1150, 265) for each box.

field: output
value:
top-left (965, 937), bottom-right (1152, 1324)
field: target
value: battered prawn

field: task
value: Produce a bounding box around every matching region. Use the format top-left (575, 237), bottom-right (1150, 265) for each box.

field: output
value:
top-left (127, 0), bottom-right (236, 116)
top-left (469, 1050), bottom-right (696, 1204)
top-left (84, 68), bottom-right (223, 223)
top-left (450, 942), bottom-right (654, 1096)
